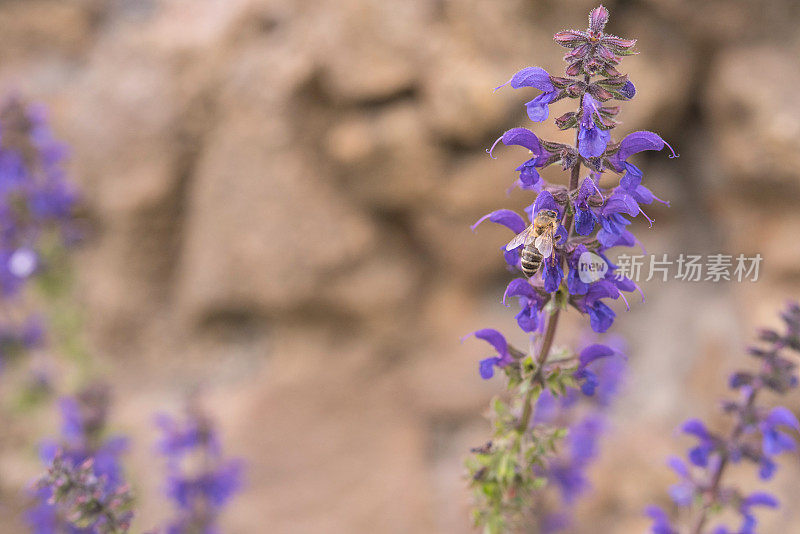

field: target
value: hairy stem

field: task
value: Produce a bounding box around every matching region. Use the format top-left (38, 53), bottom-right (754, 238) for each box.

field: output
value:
top-left (516, 89), bottom-right (586, 434)
top-left (690, 388), bottom-right (758, 534)
top-left (517, 308), bottom-right (562, 432)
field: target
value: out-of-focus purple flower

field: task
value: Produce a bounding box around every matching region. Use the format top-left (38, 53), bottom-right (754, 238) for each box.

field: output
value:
top-left (649, 304), bottom-right (800, 533)
top-left (157, 405), bottom-right (243, 534)
top-left (27, 384), bottom-right (129, 533)
top-left (0, 96), bottom-right (80, 298)
top-left (759, 406), bottom-right (799, 456)
top-left (495, 67), bottom-right (560, 122)
top-left (666, 456), bottom-right (694, 506)
top-left (645, 506), bottom-right (678, 534)
top-left (681, 418), bottom-right (717, 467)
top-left (573, 343), bottom-right (617, 396)
top-left (33, 454), bottom-right (133, 534)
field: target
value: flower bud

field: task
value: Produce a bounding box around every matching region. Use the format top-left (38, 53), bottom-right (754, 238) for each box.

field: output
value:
top-left (589, 5), bottom-right (609, 33)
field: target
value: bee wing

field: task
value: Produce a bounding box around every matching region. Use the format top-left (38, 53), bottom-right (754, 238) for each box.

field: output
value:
top-left (534, 231), bottom-right (554, 258)
top-left (505, 225), bottom-right (535, 251)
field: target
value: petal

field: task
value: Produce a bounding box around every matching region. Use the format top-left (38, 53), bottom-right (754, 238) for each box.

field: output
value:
top-left (742, 491), bottom-right (779, 510)
top-left (588, 301), bottom-right (615, 333)
top-left (617, 131), bottom-right (666, 162)
top-left (503, 278), bottom-right (537, 303)
top-left (578, 343), bottom-right (615, 368)
top-left (765, 406), bottom-right (800, 431)
top-left (669, 482), bottom-right (694, 507)
top-left (619, 163), bottom-right (643, 189)
top-left (468, 328), bottom-right (509, 359)
top-left (602, 192), bottom-right (640, 217)
top-left (681, 419), bottom-right (710, 439)
top-left (519, 164), bottom-right (541, 188)
top-left (479, 357), bottom-right (500, 379)
top-left (578, 126), bottom-right (610, 158)
top-left (759, 457), bottom-right (776, 480)
top-left (471, 209), bottom-right (526, 233)
top-left (574, 208), bottom-right (596, 236)
top-left (525, 92), bottom-right (557, 122)
top-left (501, 127), bottom-right (542, 153)
top-left (667, 456), bottom-right (689, 478)
top-left (542, 257), bottom-right (563, 293)
top-left (688, 445), bottom-right (710, 467)
top-left (532, 190), bottom-right (561, 217)
top-left (497, 66), bottom-right (554, 92)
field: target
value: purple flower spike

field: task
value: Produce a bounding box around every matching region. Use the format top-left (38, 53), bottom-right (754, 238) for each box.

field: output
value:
top-left (760, 407), bottom-right (799, 455)
top-left (649, 305), bottom-right (800, 532)
top-left (157, 405), bottom-right (243, 533)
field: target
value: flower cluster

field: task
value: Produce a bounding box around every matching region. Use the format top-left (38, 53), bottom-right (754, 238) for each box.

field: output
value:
top-left (0, 96), bottom-right (79, 382)
top-left (28, 383), bottom-right (131, 533)
top-left (0, 96), bottom-right (79, 296)
top-left (34, 454), bottom-right (133, 534)
top-left (466, 6), bottom-right (675, 532)
top-left (647, 303), bottom-right (800, 534)
top-left (156, 404), bottom-right (243, 533)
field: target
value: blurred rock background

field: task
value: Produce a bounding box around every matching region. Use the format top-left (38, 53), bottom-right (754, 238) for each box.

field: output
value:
top-left (0, 0), bottom-right (799, 532)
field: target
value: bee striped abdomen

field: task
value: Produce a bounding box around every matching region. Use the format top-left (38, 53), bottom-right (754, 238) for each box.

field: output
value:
top-left (520, 244), bottom-right (542, 279)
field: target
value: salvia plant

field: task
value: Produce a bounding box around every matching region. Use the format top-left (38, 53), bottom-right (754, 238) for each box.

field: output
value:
top-left (28, 383), bottom-right (132, 533)
top-left (466, 5), bottom-right (676, 532)
top-left (155, 404), bottom-right (243, 534)
top-left (647, 303), bottom-right (800, 534)
top-left (0, 95), bottom-right (79, 383)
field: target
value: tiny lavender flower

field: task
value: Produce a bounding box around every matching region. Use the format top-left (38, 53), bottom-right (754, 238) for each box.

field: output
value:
top-left (466, 7), bottom-right (676, 531)
top-left (647, 303), bottom-right (800, 534)
top-left (156, 403), bottom-right (243, 534)
top-left (28, 383), bottom-right (130, 534)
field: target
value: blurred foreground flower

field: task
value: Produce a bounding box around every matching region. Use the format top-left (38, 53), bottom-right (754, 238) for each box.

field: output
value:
top-left (28, 384), bottom-right (130, 533)
top-left (156, 403), bottom-right (243, 534)
top-left (35, 454), bottom-right (133, 534)
top-left (0, 95), bottom-right (79, 296)
top-left (647, 303), bottom-right (800, 534)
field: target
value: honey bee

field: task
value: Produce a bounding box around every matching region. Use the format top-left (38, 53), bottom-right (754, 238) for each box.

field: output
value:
top-left (505, 209), bottom-right (559, 278)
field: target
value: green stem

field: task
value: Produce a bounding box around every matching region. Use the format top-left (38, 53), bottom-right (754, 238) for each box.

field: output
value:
top-left (516, 308), bottom-right (561, 432)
